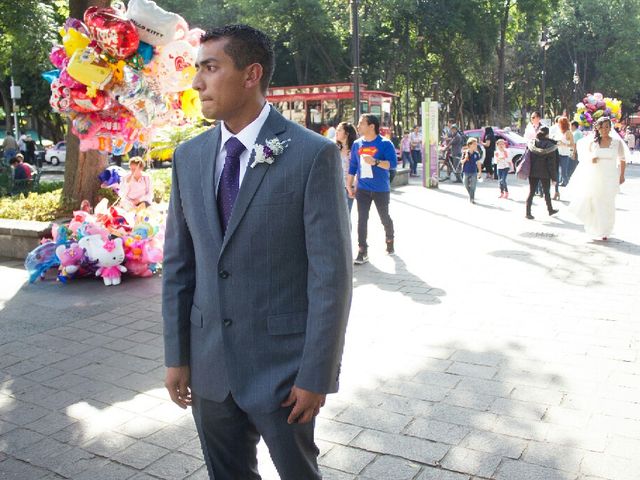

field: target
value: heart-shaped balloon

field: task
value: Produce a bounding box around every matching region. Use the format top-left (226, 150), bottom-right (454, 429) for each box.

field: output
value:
top-left (70, 87), bottom-right (111, 113)
top-left (84, 6), bottom-right (140, 59)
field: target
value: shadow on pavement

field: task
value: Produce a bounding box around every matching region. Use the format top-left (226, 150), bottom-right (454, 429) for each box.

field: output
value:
top-left (353, 254), bottom-right (446, 305)
top-left (321, 341), bottom-right (588, 479)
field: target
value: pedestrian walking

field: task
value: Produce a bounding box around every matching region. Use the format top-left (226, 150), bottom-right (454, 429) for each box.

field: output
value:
top-left (409, 125), bottom-right (422, 177)
top-left (162, 24), bottom-right (352, 480)
top-left (348, 114), bottom-right (397, 264)
top-left (481, 126), bottom-right (496, 179)
top-left (460, 137), bottom-right (482, 204)
top-left (400, 131), bottom-right (411, 168)
top-left (525, 127), bottom-right (559, 220)
top-left (336, 121), bottom-right (358, 212)
top-left (552, 117), bottom-right (575, 196)
top-left (495, 138), bottom-right (513, 198)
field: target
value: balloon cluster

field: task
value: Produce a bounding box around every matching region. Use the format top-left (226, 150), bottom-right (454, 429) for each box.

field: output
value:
top-left (42, 0), bottom-right (204, 155)
top-left (574, 92), bottom-right (622, 128)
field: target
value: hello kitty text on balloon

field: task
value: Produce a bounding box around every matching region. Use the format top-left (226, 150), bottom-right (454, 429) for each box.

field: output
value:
top-left (43, 0), bottom-right (205, 156)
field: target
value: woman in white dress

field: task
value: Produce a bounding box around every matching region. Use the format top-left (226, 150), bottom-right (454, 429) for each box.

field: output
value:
top-left (568, 117), bottom-right (629, 240)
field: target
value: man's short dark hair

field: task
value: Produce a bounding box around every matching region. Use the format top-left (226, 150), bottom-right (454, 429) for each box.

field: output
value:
top-left (571, 120), bottom-right (579, 128)
top-left (531, 111), bottom-right (541, 119)
top-left (9, 157), bottom-right (19, 165)
top-left (201, 24), bottom-right (275, 93)
top-left (362, 114), bottom-right (380, 134)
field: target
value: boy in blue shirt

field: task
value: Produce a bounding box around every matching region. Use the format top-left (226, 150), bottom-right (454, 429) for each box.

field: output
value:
top-left (347, 114), bottom-right (397, 264)
top-left (461, 137), bottom-right (483, 204)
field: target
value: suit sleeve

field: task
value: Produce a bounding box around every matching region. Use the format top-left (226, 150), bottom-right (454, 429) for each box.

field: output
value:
top-left (162, 150), bottom-right (196, 367)
top-left (297, 141), bottom-right (353, 394)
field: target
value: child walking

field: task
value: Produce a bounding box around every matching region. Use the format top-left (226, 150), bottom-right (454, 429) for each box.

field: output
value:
top-left (461, 137), bottom-right (483, 204)
top-left (495, 138), bottom-right (514, 198)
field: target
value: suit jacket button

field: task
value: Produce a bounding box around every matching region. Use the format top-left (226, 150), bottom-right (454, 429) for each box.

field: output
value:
top-left (223, 318), bottom-right (232, 327)
top-left (218, 270), bottom-right (229, 279)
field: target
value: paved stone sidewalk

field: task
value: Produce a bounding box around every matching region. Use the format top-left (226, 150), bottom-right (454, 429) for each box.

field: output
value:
top-left (1, 166), bottom-right (639, 479)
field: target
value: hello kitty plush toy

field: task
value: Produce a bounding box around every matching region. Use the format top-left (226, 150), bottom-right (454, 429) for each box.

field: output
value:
top-left (79, 234), bottom-right (127, 286)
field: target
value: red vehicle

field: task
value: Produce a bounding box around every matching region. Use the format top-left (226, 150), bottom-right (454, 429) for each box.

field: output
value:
top-left (266, 83), bottom-right (396, 137)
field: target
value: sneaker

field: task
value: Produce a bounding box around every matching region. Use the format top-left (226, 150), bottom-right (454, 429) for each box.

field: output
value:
top-left (386, 240), bottom-right (395, 256)
top-left (354, 250), bottom-right (369, 265)
top-left (549, 209), bottom-right (559, 216)
top-left (504, 192), bottom-right (509, 199)
top-left (499, 192), bottom-right (504, 198)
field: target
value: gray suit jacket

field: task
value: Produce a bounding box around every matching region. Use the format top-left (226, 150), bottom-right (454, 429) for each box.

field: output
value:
top-left (162, 107), bottom-right (352, 413)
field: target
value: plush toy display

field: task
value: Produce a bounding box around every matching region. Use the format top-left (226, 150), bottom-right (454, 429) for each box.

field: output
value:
top-left (79, 235), bottom-right (127, 286)
top-left (55, 243), bottom-right (86, 283)
top-left (25, 242), bottom-right (60, 283)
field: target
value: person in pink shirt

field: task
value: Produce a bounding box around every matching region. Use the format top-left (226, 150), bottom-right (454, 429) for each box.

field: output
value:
top-left (119, 157), bottom-right (153, 209)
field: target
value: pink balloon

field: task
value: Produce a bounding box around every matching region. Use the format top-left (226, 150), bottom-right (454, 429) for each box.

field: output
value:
top-left (50, 46), bottom-right (68, 68)
top-left (59, 69), bottom-right (84, 89)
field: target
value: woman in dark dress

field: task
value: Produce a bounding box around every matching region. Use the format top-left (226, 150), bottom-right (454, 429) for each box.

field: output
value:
top-left (482, 126), bottom-right (496, 179)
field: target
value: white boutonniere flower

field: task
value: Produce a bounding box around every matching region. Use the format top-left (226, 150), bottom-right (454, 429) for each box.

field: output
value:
top-left (250, 138), bottom-right (291, 168)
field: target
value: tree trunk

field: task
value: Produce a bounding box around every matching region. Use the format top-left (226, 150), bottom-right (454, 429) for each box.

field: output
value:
top-left (496, 0), bottom-right (511, 126)
top-left (62, 0), bottom-right (110, 209)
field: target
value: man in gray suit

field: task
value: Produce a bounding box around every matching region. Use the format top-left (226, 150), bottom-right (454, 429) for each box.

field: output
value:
top-left (162, 25), bottom-right (352, 479)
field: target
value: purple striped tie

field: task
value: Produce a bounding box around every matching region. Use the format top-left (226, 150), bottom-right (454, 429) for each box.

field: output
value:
top-left (217, 137), bottom-right (246, 234)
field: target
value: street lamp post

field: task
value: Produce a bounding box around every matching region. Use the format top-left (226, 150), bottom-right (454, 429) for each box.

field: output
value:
top-left (350, 0), bottom-right (361, 124)
top-left (572, 62), bottom-right (580, 115)
top-left (538, 31), bottom-right (550, 120)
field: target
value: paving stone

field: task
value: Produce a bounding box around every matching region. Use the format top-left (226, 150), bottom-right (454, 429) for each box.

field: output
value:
top-left (430, 404), bottom-right (498, 429)
top-left (416, 466), bottom-right (471, 480)
top-left (318, 445), bottom-right (376, 474)
top-left (446, 362), bottom-right (498, 380)
top-left (580, 452), bottom-right (637, 480)
top-left (489, 397), bottom-right (548, 421)
top-left (116, 416), bottom-right (169, 439)
top-left (381, 379), bottom-right (450, 402)
top-left (523, 441), bottom-right (584, 473)
top-left (491, 416), bottom-right (549, 441)
top-left (0, 457), bottom-right (53, 479)
top-left (25, 411), bottom-right (77, 435)
top-left (319, 466), bottom-right (356, 480)
top-left (412, 371), bottom-right (461, 389)
top-left (73, 460), bottom-right (138, 480)
top-left (510, 386), bottom-right (564, 405)
top-left (145, 424), bottom-right (200, 450)
top-left (443, 390), bottom-right (496, 410)
top-left (112, 440), bottom-right (171, 469)
top-left (495, 459), bottom-right (571, 480)
top-left (82, 431), bottom-right (138, 456)
top-left (0, 428), bottom-right (45, 454)
top-left (0, 401), bottom-right (49, 426)
top-left (450, 351), bottom-right (504, 367)
top-left (460, 430), bottom-right (528, 459)
top-left (440, 446), bottom-right (501, 478)
top-left (350, 429), bottom-right (449, 465)
top-left (360, 454), bottom-right (422, 479)
top-left (337, 406), bottom-right (412, 433)
top-left (144, 452), bottom-right (204, 479)
top-left (316, 418), bottom-right (363, 444)
top-left (404, 419), bottom-right (470, 445)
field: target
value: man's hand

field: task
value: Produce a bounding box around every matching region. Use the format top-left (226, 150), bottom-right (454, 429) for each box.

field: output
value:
top-left (347, 184), bottom-right (357, 198)
top-left (281, 386), bottom-right (326, 424)
top-left (361, 154), bottom-right (376, 166)
top-left (165, 366), bottom-right (192, 409)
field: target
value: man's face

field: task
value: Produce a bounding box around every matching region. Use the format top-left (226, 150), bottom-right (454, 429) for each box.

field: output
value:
top-left (531, 114), bottom-right (540, 126)
top-left (357, 116), bottom-right (374, 136)
top-left (192, 39), bottom-right (252, 121)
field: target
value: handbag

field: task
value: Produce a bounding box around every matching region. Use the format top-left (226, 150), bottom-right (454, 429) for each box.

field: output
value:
top-left (516, 147), bottom-right (531, 180)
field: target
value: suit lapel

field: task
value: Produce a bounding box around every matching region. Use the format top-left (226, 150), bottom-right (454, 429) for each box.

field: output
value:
top-left (221, 108), bottom-right (288, 252)
top-left (200, 127), bottom-right (224, 247)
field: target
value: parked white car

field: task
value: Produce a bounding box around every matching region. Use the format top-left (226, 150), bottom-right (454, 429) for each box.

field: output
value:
top-left (45, 141), bottom-right (66, 166)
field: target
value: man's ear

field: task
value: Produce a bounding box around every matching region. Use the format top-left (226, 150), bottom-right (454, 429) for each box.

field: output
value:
top-left (244, 63), bottom-right (264, 90)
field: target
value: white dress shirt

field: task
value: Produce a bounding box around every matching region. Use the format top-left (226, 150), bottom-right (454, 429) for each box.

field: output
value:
top-left (215, 102), bottom-right (271, 193)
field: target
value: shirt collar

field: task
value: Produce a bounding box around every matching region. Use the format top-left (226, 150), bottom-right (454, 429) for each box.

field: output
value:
top-left (220, 102), bottom-right (271, 154)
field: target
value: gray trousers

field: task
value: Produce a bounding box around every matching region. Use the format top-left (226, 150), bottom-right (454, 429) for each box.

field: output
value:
top-left (463, 173), bottom-right (478, 200)
top-left (192, 393), bottom-right (320, 480)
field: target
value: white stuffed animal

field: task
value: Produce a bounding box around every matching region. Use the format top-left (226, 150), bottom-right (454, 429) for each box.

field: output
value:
top-left (78, 235), bottom-right (127, 286)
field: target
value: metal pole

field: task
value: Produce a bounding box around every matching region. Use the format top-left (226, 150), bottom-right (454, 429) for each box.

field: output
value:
top-left (350, 0), bottom-right (361, 124)
top-left (541, 47), bottom-right (546, 120)
top-left (10, 60), bottom-right (20, 138)
top-left (572, 62), bottom-right (579, 114)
